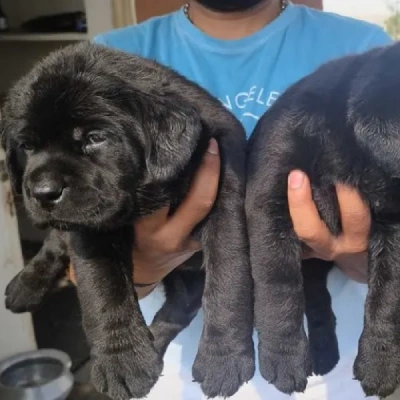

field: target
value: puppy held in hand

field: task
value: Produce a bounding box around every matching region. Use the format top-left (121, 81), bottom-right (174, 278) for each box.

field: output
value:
top-left (1, 42), bottom-right (254, 400)
top-left (246, 41), bottom-right (400, 398)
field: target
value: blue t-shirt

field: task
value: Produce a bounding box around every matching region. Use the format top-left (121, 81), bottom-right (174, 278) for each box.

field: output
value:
top-left (94, 3), bottom-right (392, 137)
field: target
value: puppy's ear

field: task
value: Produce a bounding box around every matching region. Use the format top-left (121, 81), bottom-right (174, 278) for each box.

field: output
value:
top-left (144, 100), bottom-right (202, 181)
top-left (1, 121), bottom-right (23, 195)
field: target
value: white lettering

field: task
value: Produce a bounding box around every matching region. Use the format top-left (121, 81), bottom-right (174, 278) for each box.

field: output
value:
top-left (221, 95), bottom-right (233, 110)
top-left (241, 112), bottom-right (260, 121)
top-left (256, 88), bottom-right (265, 105)
top-left (220, 88), bottom-right (281, 124)
top-left (235, 92), bottom-right (248, 109)
top-left (245, 86), bottom-right (257, 103)
top-left (267, 91), bottom-right (280, 107)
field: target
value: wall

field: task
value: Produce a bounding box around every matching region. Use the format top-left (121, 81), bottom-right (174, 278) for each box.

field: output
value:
top-left (0, 148), bottom-right (37, 359)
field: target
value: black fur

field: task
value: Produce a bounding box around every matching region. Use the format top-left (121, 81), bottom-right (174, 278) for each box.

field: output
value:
top-left (246, 41), bottom-right (400, 398)
top-left (1, 42), bottom-right (254, 400)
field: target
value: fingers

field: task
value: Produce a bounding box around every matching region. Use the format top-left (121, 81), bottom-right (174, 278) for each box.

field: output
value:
top-left (288, 170), bottom-right (336, 260)
top-left (288, 171), bottom-right (370, 261)
top-left (336, 184), bottom-right (370, 252)
top-left (157, 139), bottom-right (220, 250)
top-left (68, 264), bottom-right (76, 285)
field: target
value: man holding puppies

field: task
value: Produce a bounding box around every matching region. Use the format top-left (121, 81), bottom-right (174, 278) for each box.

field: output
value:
top-left (70, 0), bottom-right (393, 398)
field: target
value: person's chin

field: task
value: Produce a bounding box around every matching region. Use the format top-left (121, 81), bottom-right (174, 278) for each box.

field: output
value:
top-left (195, 0), bottom-right (266, 12)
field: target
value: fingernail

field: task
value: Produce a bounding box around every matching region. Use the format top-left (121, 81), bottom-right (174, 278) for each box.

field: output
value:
top-left (207, 138), bottom-right (219, 155)
top-left (289, 171), bottom-right (305, 189)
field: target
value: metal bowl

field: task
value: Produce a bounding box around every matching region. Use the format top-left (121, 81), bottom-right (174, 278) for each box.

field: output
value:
top-left (0, 349), bottom-right (74, 400)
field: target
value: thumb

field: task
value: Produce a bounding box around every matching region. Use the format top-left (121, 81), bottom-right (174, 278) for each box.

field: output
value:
top-left (288, 170), bottom-right (336, 260)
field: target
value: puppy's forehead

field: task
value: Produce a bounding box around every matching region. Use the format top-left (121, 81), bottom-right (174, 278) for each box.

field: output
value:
top-left (23, 72), bottom-right (112, 134)
top-left (30, 74), bottom-right (94, 117)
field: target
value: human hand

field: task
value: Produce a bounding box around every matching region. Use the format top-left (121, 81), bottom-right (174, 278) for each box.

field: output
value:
top-left (288, 170), bottom-right (370, 283)
top-left (69, 139), bottom-right (220, 297)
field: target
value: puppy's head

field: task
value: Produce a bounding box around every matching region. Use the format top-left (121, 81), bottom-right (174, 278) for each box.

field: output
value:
top-left (1, 43), bottom-right (202, 230)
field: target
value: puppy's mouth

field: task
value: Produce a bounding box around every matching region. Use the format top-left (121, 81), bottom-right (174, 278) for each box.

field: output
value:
top-left (24, 191), bottom-right (134, 231)
top-left (35, 219), bottom-right (78, 231)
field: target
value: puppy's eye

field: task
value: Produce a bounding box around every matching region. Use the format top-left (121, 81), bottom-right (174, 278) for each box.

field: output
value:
top-left (85, 132), bottom-right (107, 149)
top-left (18, 143), bottom-right (34, 152)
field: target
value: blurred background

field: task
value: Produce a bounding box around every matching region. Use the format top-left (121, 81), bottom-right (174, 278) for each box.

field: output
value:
top-left (0, 0), bottom-right (398, 398)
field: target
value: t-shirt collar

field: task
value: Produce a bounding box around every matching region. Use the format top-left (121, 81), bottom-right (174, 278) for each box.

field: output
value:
top-left (174, 2), bottom-right (300, 54)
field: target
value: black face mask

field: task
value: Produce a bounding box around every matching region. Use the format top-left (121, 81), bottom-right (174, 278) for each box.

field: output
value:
top-left (195, 0), bottom-right (266, 12)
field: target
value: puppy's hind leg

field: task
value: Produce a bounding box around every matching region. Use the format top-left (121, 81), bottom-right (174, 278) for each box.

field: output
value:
top-left (247, 167), bottom-right (314, 394)
top-left (5, 229), bottom-right (69, 313)
top-left (192, 135), bottom-right (255, 399)
top-left (302, 184), bottom-right (340, 376)
top-left (303, 259), bottom-right (339, 376)
top-left (150, 252), bottom-right (205, 357)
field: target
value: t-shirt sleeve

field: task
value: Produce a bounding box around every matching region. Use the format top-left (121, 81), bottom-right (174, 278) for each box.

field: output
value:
top-left (358, 26), bottom-right (393, 52)
top-left (93, 34), bottom-right (107, 46)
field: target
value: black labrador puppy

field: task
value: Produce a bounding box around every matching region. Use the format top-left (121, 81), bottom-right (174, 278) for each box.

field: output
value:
top-left (1, 42), bottom-right (254, 400)
top-left (246, 41), bottom-right (400, 398)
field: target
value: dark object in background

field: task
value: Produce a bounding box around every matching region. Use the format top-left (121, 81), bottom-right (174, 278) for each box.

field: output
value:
top-left (246, 40), bottom-right (400, 398)
top-left (21, 11), bottom-right (87, 33)
top-left (0, 1), bottom-right (9, 32)
top-left (33, 286), bottom-right (90, 374)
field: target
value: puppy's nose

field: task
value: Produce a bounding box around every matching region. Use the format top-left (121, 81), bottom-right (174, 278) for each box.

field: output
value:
top-left (31, 181), bottom-right (65, 205)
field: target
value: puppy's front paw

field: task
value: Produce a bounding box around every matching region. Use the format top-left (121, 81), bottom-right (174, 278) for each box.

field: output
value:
top-left (192, 340), bottom-right (255, 398)
top-left (354, 333), bottom-right (400, 398)
top-left (5, 271), bottom-right (47, 313)
top-left (259, 333), bottom-right (312, 394)
top-left (92, 344), bottom-right (163, 400)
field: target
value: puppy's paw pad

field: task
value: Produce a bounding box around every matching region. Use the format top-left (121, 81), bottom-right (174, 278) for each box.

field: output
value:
top-left (259, 340), bottom-right (312, 394)
top-left (310, 329), bottom-right (339, 376)
top-left (193, 346), bottom-right (255, 398)
top-left (5, 272), bottom-right (45, 313)
top-left (354, 340), bottom-right (400, 398)
top-left (92, 346), bottom-right (163, 400)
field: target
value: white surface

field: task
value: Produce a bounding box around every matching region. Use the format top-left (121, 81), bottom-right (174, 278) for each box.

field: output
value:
top-left (139, 269), bottom-right (400, 400)
top-left (0, 147), bottom-right (37, 360)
